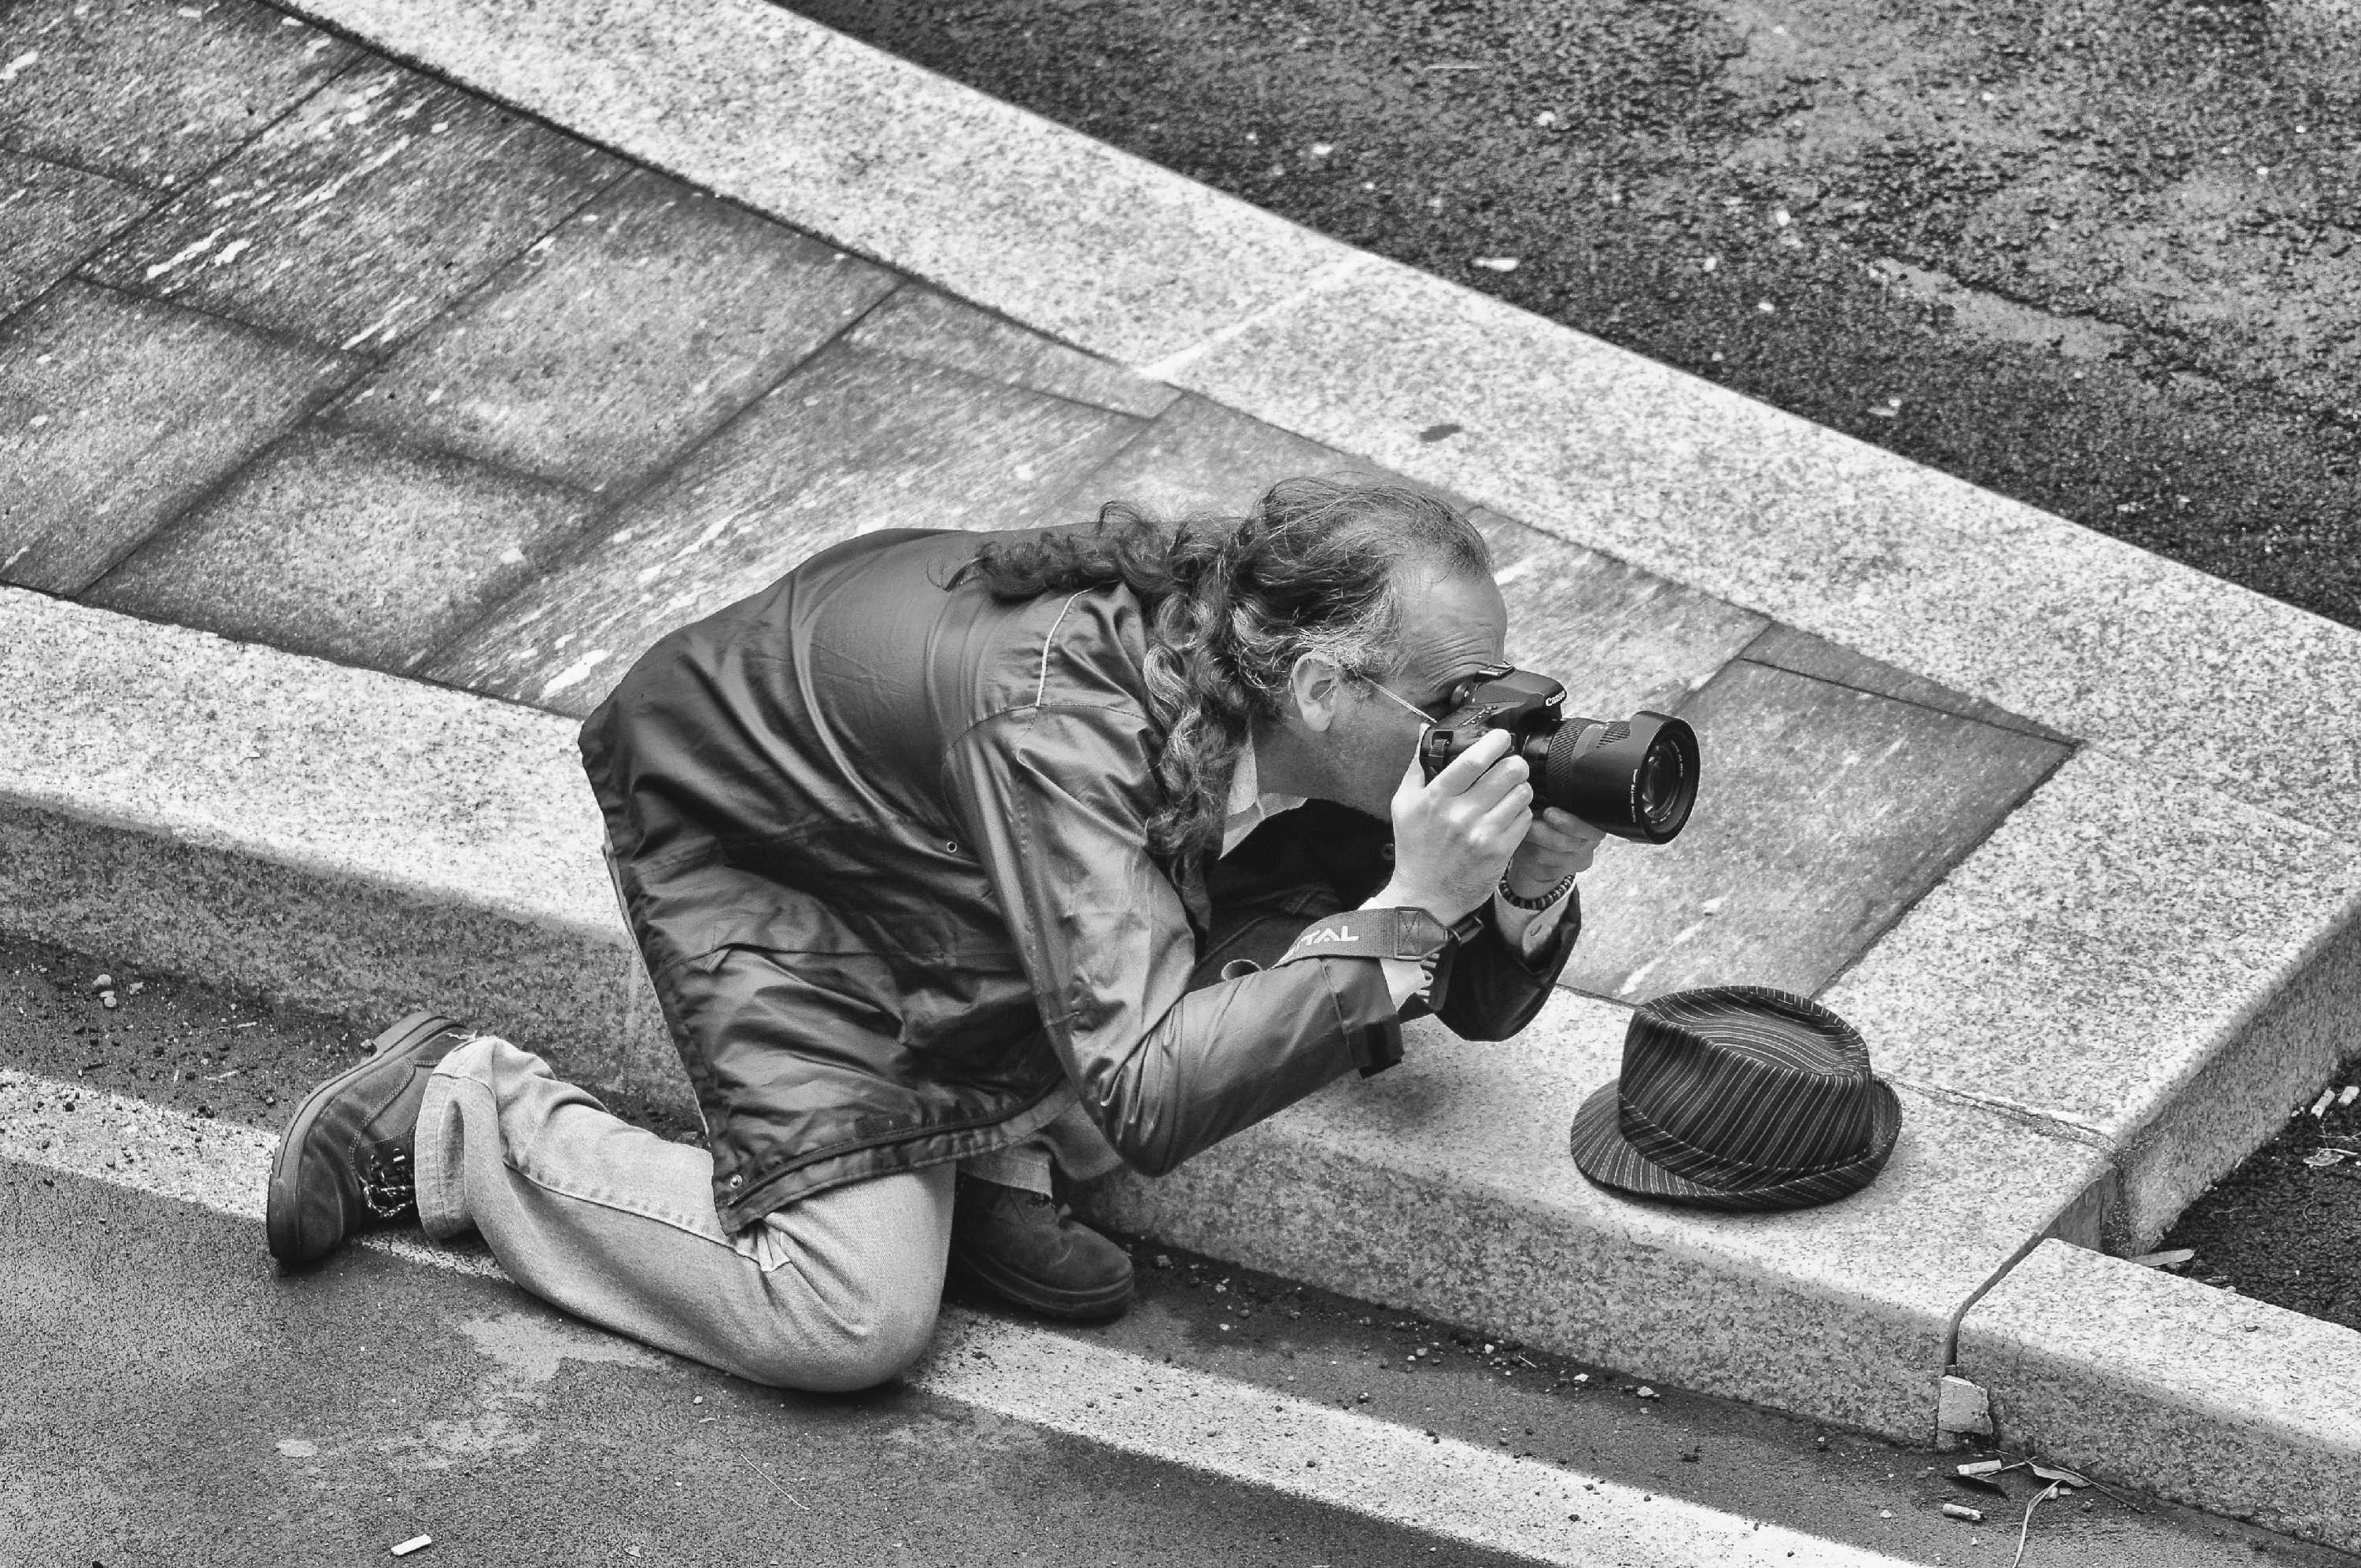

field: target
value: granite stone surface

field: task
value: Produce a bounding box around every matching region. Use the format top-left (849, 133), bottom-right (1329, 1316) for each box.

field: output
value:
top-left (332, 169), bottom-right (897, 492)
top-left (2112, 907), bottom-right (2361, 1249)
top-left (86, 427), bottom-right (602, 673)
top-left (83, 57), bottom-right (622, 354)
top-left (0, 0), bottom-right (354, 190)
top-left (1476, 510), bottom-right (1766, 719)
top-left (268, 0), bottom-right (1365, 371)
top-left (1956, 1238), bottom-right (2361, 1551)
top-left (1084, 987), bottom-right (2111, 1441)
top-left (1558, 660), bottom-right (2067, 1002)
top-left (1825, 749), bottom-right (2361, 1142)
top-left (0, 149), bottom-right (153, 318)
top-left (425, 341), bottom-right (1144, 715)
top-left (0, 281), bottom-right (353, 594)
top-left (1828, 749), bottom-right (2361, 1245)
top-left (0, 586), bottom-right (678, 1094)
top-left (1151, 254), bottom-right (2361, 844)
top-left (844, 287), bottom-right (1180, 420)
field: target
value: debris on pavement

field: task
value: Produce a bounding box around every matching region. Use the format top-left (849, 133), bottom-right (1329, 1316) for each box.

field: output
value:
top-left (2012, 1482), bottom-right (2064, 1568)
top-left (1472, 256), bottom-right (1519, 272)
top-left (2030, 1463), bottom-right (2089, 1488)
top-left (2309, 1090), bottom-right (2336, 1117)
top-left (2340, 1086), bottom-right (2359, 1108)
top-left (390, 1537), bottom-right (432, 1558)
top-left (2303, 1149), bottom-right (2346, 1168)
top-left (1956, 1459), bottom-right (2010, 1477)
top-left (2130, 1249), bottom-right (2195, 1269)
top-left (1942, 1503), bottom-right (1985, 1522)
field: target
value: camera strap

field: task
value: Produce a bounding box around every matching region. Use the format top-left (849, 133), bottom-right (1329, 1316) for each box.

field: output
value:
top-left (1273, 906), bottom-right (1474, 968)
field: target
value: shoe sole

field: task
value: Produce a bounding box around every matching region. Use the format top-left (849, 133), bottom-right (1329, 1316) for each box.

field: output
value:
top-left (264, 1009), bottom-right (461, 1264)
top-left (947, 1250), bottom-right (1136, 1321)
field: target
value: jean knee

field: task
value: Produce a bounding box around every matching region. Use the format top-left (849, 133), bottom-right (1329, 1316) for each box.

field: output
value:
top-left (741, 1288), bottom-right (941, 1394)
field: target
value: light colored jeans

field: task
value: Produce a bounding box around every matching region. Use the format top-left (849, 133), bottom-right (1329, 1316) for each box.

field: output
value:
top-left (416, 1035), bottom-right (955, 1392)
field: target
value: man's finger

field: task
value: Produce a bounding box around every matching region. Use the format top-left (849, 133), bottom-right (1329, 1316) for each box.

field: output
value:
top-left (1424, 727), bottom-right (1513, 795)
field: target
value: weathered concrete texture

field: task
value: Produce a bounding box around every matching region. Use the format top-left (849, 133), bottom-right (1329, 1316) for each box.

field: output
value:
top-left (268, 0), bottom-right (1362, 371)
top-left (1037, 392), bottom-right (1360, 526)
top-left (1957, 1239), bottom-right (2361, 1551)
top-left (1560, 660), bottom-right (2067, 1002)
top-left (333, 170), bottom-right (898, 492)
top-left (83, 58), bottom-right (622, 355)
top-left (1153, 254), bottom-right (2361, 846)
top-left (0, 280), bottom-right (353, 594)
top-left (1827, 750), bottom-right (2361, 1248)
top-left (845, 287), bottom-right (1181, 420)
top-left (85, 427), bottom-right (601, 673)
top-left (0, 150), bottom-right (153, 318)
top-left (1738, 624), bottom-right (2070, 744)
top-left (1084, 988), bottom-right (2111, 1441)
top-left (0, 0), bottom-right (354, 190)
top-left (425, 343), bottom-right (1144, 716)
top-left (0, 587), bottom-right (675, 1102)
top-left (1476, 511), bottom-right (1766, 720)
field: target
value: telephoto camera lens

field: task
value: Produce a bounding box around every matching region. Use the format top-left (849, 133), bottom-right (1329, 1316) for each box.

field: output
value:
top-left (1528, 711), bottom-right (1698, 843)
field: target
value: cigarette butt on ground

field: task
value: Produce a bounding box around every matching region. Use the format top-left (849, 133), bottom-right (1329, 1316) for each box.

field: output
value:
top-left (1942, 1503), bottom-right (1985, 1522)
top-left (1956, 1459), bottom-right (2008, 1477)
top-left (391, 1537), bottom-right (433, 1558)
top-left (2311, 1090), bottom-right (2337, 1117)
top-left (2130, 1248), bottom-right (2195, 1268)
top-left (2341, 1086), bottom-right (2359, 1107)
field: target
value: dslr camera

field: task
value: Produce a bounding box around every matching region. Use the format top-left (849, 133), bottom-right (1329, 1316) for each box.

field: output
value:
top-left (1420, 665), bottom-right (1699, 843)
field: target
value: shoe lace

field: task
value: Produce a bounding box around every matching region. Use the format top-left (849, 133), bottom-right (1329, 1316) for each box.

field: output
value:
top-left (357, 1142), bottom-right (416, 1219)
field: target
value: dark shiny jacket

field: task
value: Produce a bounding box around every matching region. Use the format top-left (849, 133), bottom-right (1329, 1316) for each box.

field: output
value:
top-left (582, 526), bottom-right (1580, 1231)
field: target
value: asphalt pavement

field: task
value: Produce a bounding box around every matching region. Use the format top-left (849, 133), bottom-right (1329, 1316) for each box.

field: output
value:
top-left (5, 932), bottom-right (2345, 1567)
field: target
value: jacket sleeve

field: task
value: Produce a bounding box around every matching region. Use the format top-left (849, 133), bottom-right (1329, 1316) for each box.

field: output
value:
top-left (1432, 889), bottom-right (1581, 1041)
top-left (944, 703), bottom-right (1401, 1176)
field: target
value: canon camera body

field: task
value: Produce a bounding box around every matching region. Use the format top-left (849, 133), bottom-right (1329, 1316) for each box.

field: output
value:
top-left (1419, 666), bottom-right (1699, 844)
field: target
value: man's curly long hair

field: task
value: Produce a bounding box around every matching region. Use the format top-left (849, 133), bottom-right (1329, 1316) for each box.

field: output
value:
top-left (951, 477), bottom-right (1492, 864)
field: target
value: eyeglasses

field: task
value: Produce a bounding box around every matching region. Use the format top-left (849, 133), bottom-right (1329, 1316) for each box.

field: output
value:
top-left (1363, 663), bottom-right (1512, 725)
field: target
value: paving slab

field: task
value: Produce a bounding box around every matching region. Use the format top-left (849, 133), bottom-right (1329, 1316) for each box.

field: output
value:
top-left (1561, 659), bottom-right (2068, 1003)
top-left (0, 149), bottom-right (153, 319)
top-left (844, 286), bottom-right (1181, 420)
top-left (1476, 511), bottom-right (1767, 720)
top-left (1956, 1238), bottom-right (2361, 1552)
top-left (268, 0), bottom-right (1363, 371)
top-left (83, 57), bottom-right (622, 355)
top-left (424, 341), bottom-right (1144, 715)
top-left (0, 0), bottom-right (354, 191)
top-left (331, 168), bottom-right (898, 493)
top-left (1034, 391), bottom-right (1362, 526)
top-left (1825, 750), bottom-right (2361, 1249)
top-left (0, 279), bottom-right (353, 594)
top-left (1082, 986), bottom-right (2111, 1441)
top-left (84, 427), bottom-right (601, 673)
top-left (1738, 623), bottom-right (2070, 744)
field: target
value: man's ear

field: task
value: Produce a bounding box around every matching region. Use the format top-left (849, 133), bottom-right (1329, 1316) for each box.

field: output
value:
top-left (1289, 653), bottom-right (1347, 732)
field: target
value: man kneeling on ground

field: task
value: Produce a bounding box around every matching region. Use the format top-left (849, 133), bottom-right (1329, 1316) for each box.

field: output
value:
top-left (265, 478), bottom-right (1602, 1391)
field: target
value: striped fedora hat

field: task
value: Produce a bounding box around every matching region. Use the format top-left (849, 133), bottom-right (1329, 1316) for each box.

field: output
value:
top-left (1569, 986), bottom-right (1901, 1212)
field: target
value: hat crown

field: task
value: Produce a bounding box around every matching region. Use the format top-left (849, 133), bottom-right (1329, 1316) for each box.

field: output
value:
top-left (1616, 987), bottom-right (1880, 1190)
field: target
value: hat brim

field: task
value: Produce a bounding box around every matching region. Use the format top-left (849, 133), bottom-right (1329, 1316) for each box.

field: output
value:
top-left (1568, 1075), bottom-right (1902, 1213)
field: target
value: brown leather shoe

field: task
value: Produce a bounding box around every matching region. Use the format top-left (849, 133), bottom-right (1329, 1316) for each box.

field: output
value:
top-left (949, 1174), bottom-right (1135, 1319)
top-left (265, 1011), bottom-right (467, 1264)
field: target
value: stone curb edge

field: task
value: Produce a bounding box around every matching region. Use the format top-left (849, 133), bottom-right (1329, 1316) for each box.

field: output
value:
top-left (1955, 1238), bottom-right (2361, 1553)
